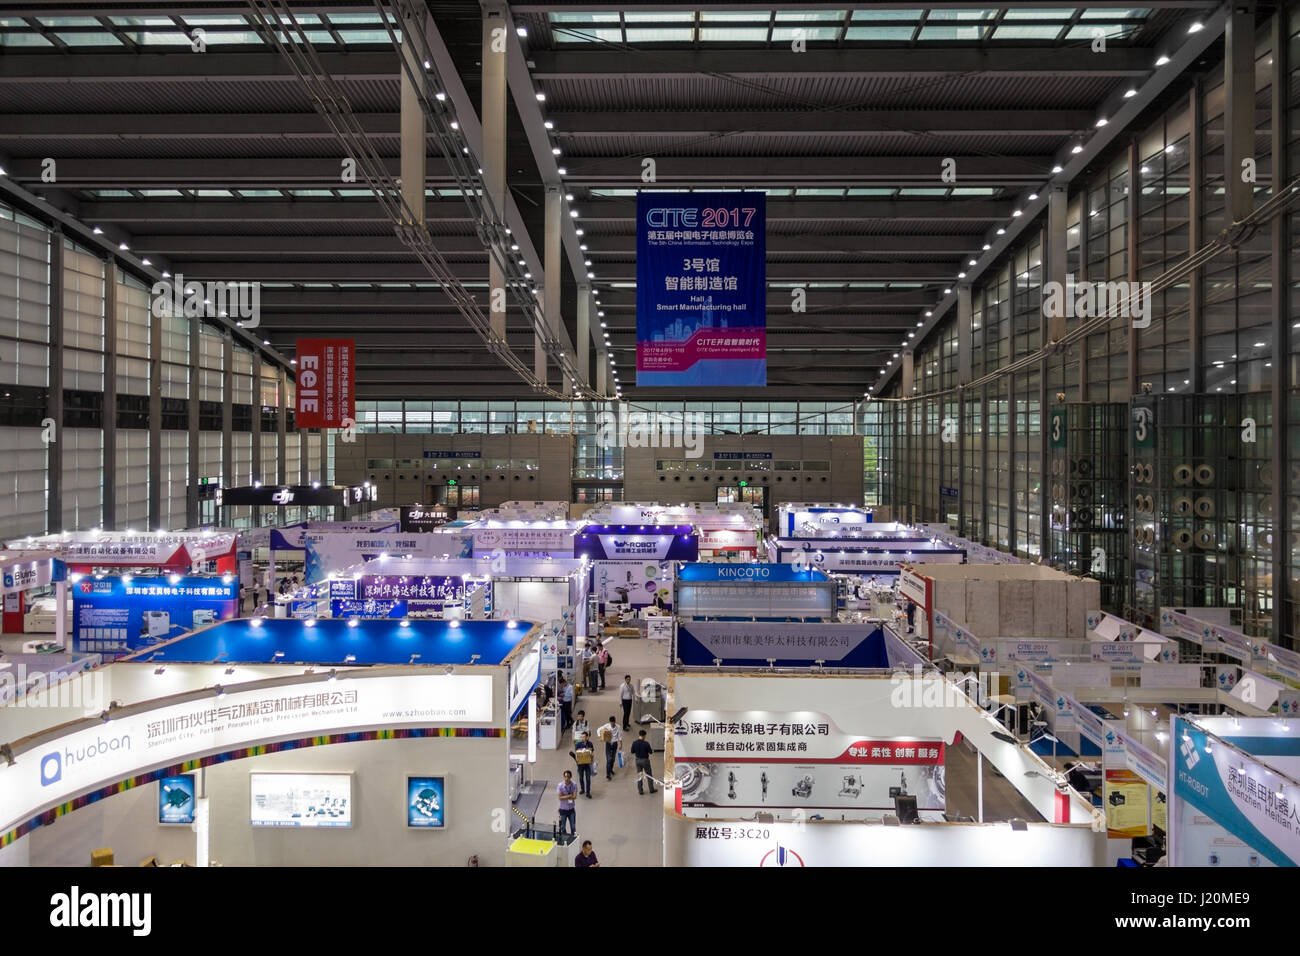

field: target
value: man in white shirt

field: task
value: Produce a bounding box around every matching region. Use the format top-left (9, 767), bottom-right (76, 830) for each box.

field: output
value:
top-left (598, 716), bottom-right (623, 780)
top-left (619, 674), bottom-right (635, 730)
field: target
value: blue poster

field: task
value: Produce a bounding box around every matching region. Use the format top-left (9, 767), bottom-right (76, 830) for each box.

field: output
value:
top-left (636, 191), bottom-right (766, 386)
top-left (158, 774), bottom-right (197, 825)
top-left (72, 575), bottom-right (238, 659)
top-left (407, 776), bottom-right (445, 828)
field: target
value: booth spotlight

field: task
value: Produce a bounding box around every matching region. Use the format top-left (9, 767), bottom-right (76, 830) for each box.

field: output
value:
top-left (400, 617), bottom-right (411, 628)
top-left (506, 619), bottom-right (518, 629)
top-left (304, 618), bottom-right (316, 628)
top-left (409, 654), bottom-right (422, 664)
top-left (1009, 819), bottom-right (1029, 832)
top-left (224, 665), bottom-right (236, 676)
top-left (251, 616), bottom-right (265, 628)
top-left (469, 654), bottom-right (481, 665)
top-left (990, 731), bottom-right (1018, 745)
top-left (669, 707), bottom-right (689, 725)
top-left (327, 669), bottom-right (338, 682)
top-left (347, 618), bottom-right (360, 629)
top-left (168, 573), bottom-right (181, 585)
top-left (272, 650), bottom-right (285, 661)
top-left (766, 658), bottom-right (776, 671)
top-left (344, 654), bottom-right (357, 663)
top-left (100, 710), bottom-right (112, 722)
top-left (0, 743), bottom-right (13, 767)
top-left (448, 619), bottom-right (461, 629)
top-left (154, 665), bottom-right (166, 676)
top-left (221, 573), bottom-right (233, 585)
top-left (214, 685), bottom-right (225, 698)
top-left (443, 664), bottom-right (455, 675)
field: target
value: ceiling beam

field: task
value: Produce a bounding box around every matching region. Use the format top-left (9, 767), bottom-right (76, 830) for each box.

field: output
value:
top-left (528, 48), bottom-right (1154, 79)
top-left (176, 260), bottom-right (956, 282)
top-left (0, 51), bottom-right (397, 81)
top-left (547, 110), bottom-right (1096, 136)
top-left (557, 155), bottom-right (1051, 183)
top-left (257, 288), bottom-right (938, 309)
top-left (0, 112), bottom-right (397, 138)
top-left (4, 155), bottom-right (1048, 187)
top-left (130, 232), bottom-right (982, 257)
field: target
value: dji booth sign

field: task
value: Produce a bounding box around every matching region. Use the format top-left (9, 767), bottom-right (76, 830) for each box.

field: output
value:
top-left (295, 338), bottom-right (354, 429)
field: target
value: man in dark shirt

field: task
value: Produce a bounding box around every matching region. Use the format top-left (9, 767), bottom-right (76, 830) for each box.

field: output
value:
top-left (631, 729), bottom-right (657, 795)
top-left (574, 840), bottom-right (599, 867)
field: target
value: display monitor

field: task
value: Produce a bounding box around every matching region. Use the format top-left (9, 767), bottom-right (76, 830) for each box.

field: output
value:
top-left (158, 774), bottom-right (197, 826)
top-left (249, 772), bottom-right (353, 828)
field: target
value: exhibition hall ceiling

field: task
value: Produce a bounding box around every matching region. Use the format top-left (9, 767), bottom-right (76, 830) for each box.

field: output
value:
top-left (0, 1), bottom-right (1215, 399)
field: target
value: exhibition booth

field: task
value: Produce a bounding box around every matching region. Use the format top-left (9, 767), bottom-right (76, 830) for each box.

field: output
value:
top-left (776, 503), bottom-right (873, 537)
top-left (661, 670), bottom-right (1105, 865)
top-left (0, 617), bottom-right (541, 868)
top-left (901, 562), bottom-right (1100, 660)
top-left (765, 535), bottom-right (965, 574)
top-left (1169, 716), bottom-right (1300, 867)
top-left (1, 551), bottom-right (68, 640)
top-left (580, 502), bottom-right (763, 559)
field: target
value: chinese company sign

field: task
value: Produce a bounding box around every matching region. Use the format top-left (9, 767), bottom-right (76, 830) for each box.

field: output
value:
top-left (0, 672), bottom-right (494, 837)
top-left (295, 338), bottom-right (354, 429)
top-left (636, 191), bottom-right (766, 386)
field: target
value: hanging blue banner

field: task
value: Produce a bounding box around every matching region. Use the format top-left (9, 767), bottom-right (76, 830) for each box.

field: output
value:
top-left (636, 190), bottom-right (766, 386)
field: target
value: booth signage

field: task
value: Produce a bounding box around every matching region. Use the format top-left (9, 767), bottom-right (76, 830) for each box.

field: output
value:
top-left (158, 774), bottom-right (197, 826)
top-left (400, 507), bottom-right (452, 533)
top-left (0, 672), bottom-right (494, 837)
top-left (593, 561), bottom-right (673, 609)
top-left (72, 575), bottom-right (238, 660)
top-left (674, 709), bottom-right (944, 814)
top-left (303, 532), bottom-right (474, 584)
top-left (508, 642), bottom-right (542, 721)
top-left (2, 558), bottom-right (61, 595)
top-left (712, 452), bottom-right (773, 460)
top-left (697, 529), bottom-right (758, 552)
top-left (646, 617), bottom-right (673, 641)
top-left (898, 568), bottom-right (929, 609)
top-left (471, 527), bottom-right (573, 553)
top-left (678, 563), bottom-right (825, 583)
top-left (294, 338), bottom-right (354, 429)
top-left (422, 450), bottom-right (482, 459)
top-left (1172, 720), bottom-right (1297, 867)
top-left (676, 622), bottom-right (886, 668)
top-left (635, 190), bottom-right (766, 387)
top-left (576, 533), bottom-right (698, 562)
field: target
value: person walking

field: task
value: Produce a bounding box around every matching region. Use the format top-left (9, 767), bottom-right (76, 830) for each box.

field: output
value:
top-left (559, 676), bottom-right (574, 731)
top-left (619, 675), bottom-right (635, 731)
top-left (579, 643), bottom-right (596, 693)
top-left (556, 770), bottom-right (578, 836)
top-left (631, 729), bottom-right (658, 795)
top-left (572, 709), bottom-right (590, 743)
top-left (598, 716), bottom-right (622, 781)
top-left (596, 644), bottom-right (611, 690)
top-left (574, 840), bottom-right (600, 867)
top-left (572, 731), bottom-right (595, 797)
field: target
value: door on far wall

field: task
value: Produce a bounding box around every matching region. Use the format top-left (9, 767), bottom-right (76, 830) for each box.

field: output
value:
top-left (430, 483), bottom-right (480, 509)
top-left (716, 484), bottom-right (768, 523)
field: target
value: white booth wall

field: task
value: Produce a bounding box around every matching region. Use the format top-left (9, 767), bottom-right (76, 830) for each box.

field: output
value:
top-left (17, 735), bottom-right (507, 868)
top-left (664, 814), bottom-right (1104, 866)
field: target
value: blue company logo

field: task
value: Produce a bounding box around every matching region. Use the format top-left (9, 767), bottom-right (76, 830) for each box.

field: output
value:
top-left (1105, 731), bottom-right (1117, 746)
top-left (39, 751), bottom-right (61, 786)
top-left (39, 734), bottom-right (132, 787)
top-left (2, 573), bottom-right (12, 588)
top-left (1056, 697), bottom-right (1066, 710)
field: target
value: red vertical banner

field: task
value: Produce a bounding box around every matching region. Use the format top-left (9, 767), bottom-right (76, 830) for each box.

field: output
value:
top-left (295, 338), bottom-right (354, 429)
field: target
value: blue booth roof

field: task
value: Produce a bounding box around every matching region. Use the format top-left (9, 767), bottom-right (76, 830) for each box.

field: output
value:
top-left (125, 618), bottom-right (531, 666)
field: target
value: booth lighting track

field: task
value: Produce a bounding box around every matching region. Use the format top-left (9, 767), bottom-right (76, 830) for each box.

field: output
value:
top-left (245, 0), bottom-right (592, 400)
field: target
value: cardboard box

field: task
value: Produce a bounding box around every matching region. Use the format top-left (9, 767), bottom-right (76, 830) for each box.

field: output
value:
top-left (90, 847), bottom-right (114, 867)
